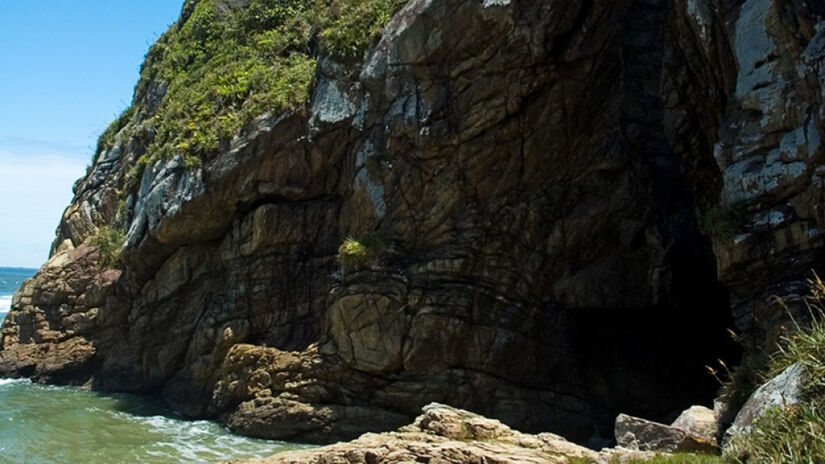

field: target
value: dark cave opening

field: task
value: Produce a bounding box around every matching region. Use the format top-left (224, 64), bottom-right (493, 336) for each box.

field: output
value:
top-left (559, 243), bottom-right (743, 445)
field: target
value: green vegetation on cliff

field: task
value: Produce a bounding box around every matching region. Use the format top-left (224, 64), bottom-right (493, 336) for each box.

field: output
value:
top-left (101, 0), bottom-right (406, 189)
top-left (89, 226), bottom-right (126, 269)
top-left (722, 275), bottom-right (825, 463)
top-left (700, 203), bottom-right (747, 240)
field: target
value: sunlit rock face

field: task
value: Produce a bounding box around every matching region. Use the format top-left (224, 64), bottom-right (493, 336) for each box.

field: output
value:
top-left (1, 0), bottom-right (823, 446)
top-left (712, 0), bottom-right (825, 344)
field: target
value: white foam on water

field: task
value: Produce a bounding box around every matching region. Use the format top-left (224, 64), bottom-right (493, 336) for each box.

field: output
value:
top-left (105, 410), bottom-right (296, 462)
top-left (0, 378), bottom-right (26, 387)
top-left (0, 294), bottom-right (11, 314)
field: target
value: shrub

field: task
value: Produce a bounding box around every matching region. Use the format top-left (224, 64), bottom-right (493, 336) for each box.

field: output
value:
top-left (89, 226), bottom-right (126, 270)
top-left (106, 0), bottom-right (408, 198)
top-left (337, 237), bottom-right (371, 271)
top-left (318, 0), bottom-right (408, 59)
top-left (337, 233), bottom-right (387, 271)
top-left (700, 203), bottom-right (747, 240)
top-left (722, 273), bottom-right (825, 463)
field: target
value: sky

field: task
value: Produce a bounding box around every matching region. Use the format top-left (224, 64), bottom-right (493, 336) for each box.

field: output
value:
top-left (0, 1), bottom-right (183, 268)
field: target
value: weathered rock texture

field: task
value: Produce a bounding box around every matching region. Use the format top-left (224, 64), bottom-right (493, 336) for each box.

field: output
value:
top-left (725, 362), bottom-right (806, 439)
top-left (712, 0), bottom-right (825, 344)
top-left (614, 413), bottom-right (718, 453)
top-left (223, 403), bottom-right (656, 464)
top-left (2, 0), bottom-right (824, 448)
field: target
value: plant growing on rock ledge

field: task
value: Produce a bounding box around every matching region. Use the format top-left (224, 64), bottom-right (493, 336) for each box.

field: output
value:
top-left (337, 233), bottom-right (386, 271)
top-left (700, 202), bottom-right (747, 240)
top-left (338, 237), bottom-right (371, 271)
top-left (89, 226), bottom-right (126, 270)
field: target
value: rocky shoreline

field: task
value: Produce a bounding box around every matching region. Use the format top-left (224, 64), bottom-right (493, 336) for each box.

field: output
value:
top-left (223, 403), bottom-right (655, 464)
top-left (1, 0), bottom-right (824, 460)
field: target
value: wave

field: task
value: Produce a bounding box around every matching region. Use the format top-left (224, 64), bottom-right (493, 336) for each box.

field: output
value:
top-left (0, 294), bottom-right (11, 313)
top-left (104, 410), bottom-right (294, 461)
top-left (0, 378), bottom-right (27, 387)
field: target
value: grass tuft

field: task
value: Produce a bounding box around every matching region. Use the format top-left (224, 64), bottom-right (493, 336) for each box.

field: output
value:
top-left (337, 237), bottom-right (372, 271)
top-left (722, 273), bottom-right (825, 463)
top-left (614, 454), bottom-right (723, 464)
top-left (337, 233), bottom-right (386, 271)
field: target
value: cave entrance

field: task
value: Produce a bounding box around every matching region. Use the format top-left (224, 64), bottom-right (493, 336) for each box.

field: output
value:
top-left (560, 244), bottom-right (742, 446)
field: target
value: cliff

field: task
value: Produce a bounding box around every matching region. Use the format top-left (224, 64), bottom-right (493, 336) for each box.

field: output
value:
top-left (1, 0), bottom-right (823, 449)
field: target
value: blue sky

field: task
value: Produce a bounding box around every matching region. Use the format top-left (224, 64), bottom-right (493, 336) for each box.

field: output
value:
top-left (0, 2), bottom-right (182, 268)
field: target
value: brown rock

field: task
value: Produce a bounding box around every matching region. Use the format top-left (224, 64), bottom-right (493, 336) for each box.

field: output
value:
top-left (222, 403), bottom-right (602, 464)
top-left (1, 0), bottom-right (822, 451)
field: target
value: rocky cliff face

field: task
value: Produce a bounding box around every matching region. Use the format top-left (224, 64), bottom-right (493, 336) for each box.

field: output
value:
top-left (1, 0), bottom-right (823, 447)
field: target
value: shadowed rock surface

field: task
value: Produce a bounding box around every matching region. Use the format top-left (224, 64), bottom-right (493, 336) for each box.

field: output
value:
top-left (1, 0), bottom-right (824, 448)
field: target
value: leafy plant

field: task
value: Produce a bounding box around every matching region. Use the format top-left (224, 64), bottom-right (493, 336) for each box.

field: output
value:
top-left (89, 226), bottom-right (126, 270)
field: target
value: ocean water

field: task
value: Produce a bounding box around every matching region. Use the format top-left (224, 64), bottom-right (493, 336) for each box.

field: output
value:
top-left (0, 267), bottom-right (32, 324)
top-left (0, 268), bottom-right (304, 463)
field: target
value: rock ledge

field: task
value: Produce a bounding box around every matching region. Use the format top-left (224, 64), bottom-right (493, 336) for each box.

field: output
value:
top-left (224, 403), bottom-right (658, 464)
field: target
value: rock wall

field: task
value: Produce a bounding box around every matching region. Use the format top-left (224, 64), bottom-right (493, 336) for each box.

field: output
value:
top-left (713, 0), bottom-right (825, 344)
top-left (1, 0), bottom-right (823, 447)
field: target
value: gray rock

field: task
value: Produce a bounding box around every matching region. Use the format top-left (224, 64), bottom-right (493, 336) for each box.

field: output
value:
top-left (615, 413), bottom-right (717, 453)
top-left (726, 362), bottom-right (806, 439)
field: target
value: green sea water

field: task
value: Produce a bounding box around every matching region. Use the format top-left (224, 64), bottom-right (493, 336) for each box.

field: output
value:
top-left (0, 268), bottom-right (305, 463)
top-left (0, 380), bottom-right (304, 464)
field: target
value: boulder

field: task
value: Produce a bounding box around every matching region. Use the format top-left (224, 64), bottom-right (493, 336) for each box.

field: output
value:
top-left (671, 405), bottom-right (720, 446)
top-left (726, 362), bottom-right (806, 439)
top-left (615, 413), bottom-right (717, 454)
